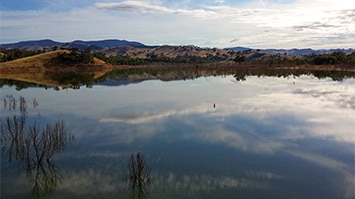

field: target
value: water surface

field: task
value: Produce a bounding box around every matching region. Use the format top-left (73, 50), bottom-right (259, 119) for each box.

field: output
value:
top-left (1, 74), bottom-right (354, 199)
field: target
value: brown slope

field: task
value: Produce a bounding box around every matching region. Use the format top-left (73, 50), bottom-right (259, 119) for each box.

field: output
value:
top-left (0, 50), bottom-right (112, 88)
top-left (101, 45), bottom-right (237, 59)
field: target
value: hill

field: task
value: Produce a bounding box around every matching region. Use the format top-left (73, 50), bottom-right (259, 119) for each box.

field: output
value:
top-left (0, 50), bottom-right (112, 88)
top-left (101, 45), bottom-right (237, 60)
top-left (0, 50), bottom-right (68, 68)
top-left (0, 50), bottom-right (109, 68)
top-left (1, 40), bottom-right (354, 71)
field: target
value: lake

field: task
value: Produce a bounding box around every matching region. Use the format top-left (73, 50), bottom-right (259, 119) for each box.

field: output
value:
top-left (1, 72), bottom-right (355, 199)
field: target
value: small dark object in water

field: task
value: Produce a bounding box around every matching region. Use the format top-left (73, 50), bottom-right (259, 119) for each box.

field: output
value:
top-left (128, 152), bottom-right (150, 198)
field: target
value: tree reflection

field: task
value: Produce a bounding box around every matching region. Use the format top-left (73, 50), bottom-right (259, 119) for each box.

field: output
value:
top-left (26, 160), bottom-right (61, 198)
top-left (45, 71), bottom-right (95, 89)
top-left (234, 73), bottom-right (246, 81)
top-left (128, 152), bottom-right (151, 199)
top-left (0, 95), bottom-right (73, 198)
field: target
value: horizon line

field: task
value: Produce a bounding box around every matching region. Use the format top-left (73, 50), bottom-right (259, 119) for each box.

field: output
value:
top-left (0, 38), bottom-right (354, 51)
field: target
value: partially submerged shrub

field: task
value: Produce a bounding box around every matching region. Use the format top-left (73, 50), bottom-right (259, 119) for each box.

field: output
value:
top-left (128, 152), bottom-right (150, 199)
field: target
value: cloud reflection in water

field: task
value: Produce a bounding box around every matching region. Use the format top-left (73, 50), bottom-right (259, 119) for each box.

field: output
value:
top-left (92, 75), bottom-right (355, 198)
top-left (2, 75), bottom-right (354, 198)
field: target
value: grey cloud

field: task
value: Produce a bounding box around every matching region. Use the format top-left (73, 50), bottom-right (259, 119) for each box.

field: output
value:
top-left (293, 89), bottom-right (355, 110)
top-left (95, 1), bottom-right (215, 17)
top-left (229, 38), bottom-right (239, 43)
top-left (293, 21), bottom-right (340, 31)
top-left (294, 9), bottom-right (355, 32)
top-left (302, 33), bottom-right (355, 47)
top-left (293, 89), bottom-right (339, 98)
top-left (96, 1), bottom-right (171, 13)
top-left (150, 173), bottom-right (268, 193)
top-left (338, 95), bottom-right (355, 109)
top-left (333, 9), bottom-right (355, 23)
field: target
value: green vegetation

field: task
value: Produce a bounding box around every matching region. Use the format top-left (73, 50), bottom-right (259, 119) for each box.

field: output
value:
top-left (2, 46), bottom-right (354, 68)
top-left (46, 71), bottom-right (95, 89)
top-left (145, 54), bottom-right (227, 63)
top-left (57, 48), bottom-right (94, 65)
top-left (1, 67), bottom-right (354, 91)
top-left (0, 48), bottom-right (42, 62)
top-left (107, 56), bottom-right (146, 65)
top-left (97, 68), bottom-right (147, 79)
top-left (0, 79), bottom-right (39, 90)
top-left (91, 51), bottom-right (145, 65)
top-left (234, 55), bottom-right (246, 65)
top-left (305, 52), bottom-right (355, 65)
top-left (235, 51), bottom-right (355, 68)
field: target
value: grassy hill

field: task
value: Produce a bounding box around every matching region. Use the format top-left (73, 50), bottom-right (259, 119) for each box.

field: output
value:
top-left (0, 50), bottom-right (110, 69)
top-left (101, 45), bottom-right (237, 59)
top-left (0, 50), bottom-right (112, 88)
top-left (0, 50), bottom-right (67, 68)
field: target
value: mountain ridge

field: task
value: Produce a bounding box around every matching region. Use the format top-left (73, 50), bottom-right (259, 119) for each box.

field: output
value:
top-left (0, 39), bottom-right (148, 51)
top-left (226, 46), bottom-right (354, 56)
top-left (1, 39), bottom-right (354, 56)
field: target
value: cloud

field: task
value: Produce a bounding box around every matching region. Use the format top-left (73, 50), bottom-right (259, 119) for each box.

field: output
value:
top-left (95, 1), bottom-right (215, 17)
top-left (293, 22), bottom-right (341, 31)
top-left (57, 169), bottom-right (125, 197)
top-left (96, 1), bottom-right (172, 13)
top-left (150, 172), bottom-right (268, 193)
top-left (1, 0), bottom-right (354, 57)
top-left (287, 150), bottom-right (355, 198)
top-left (245, 170), bottom-right (283, 180)
top-left (100, 103), bottom-right (213, 124)
top-left (56, 170), bottom-right (268, 197)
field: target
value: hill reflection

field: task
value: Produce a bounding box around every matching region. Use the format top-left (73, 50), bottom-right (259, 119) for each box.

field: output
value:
top-left (1, 66), bottom-right (354, 90)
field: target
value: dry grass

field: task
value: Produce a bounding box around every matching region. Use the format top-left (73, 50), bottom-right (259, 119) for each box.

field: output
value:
top-left (102, 45), bottom-right (235, 59)
top-left (0, 50), bottom-right (112, 88)
top-left (0, 50), bottom-right (70, 68)
top-left (0, 50), bottom-right (111, 68)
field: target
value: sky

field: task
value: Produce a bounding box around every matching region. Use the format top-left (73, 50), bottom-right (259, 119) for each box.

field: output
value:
top-left (0, 0), bottom-right (354, 49)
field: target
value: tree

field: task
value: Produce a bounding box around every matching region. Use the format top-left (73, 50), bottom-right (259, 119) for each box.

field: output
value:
top-left (57, 48), bottom-right (93, 65)
top-left (234, 55), bottom-right (246, 65)
top-left (51, 46), bottom-right (58, 51)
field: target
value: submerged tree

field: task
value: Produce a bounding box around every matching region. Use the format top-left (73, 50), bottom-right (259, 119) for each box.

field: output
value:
top-left (0, 96), bottom-right (73, 198)
top-left (128, 152), bottom-right (151, 199)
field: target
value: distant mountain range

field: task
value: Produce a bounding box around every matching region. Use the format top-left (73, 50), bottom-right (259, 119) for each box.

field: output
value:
top-left (225, 47), bottom-right (354, 56)
top-left (1, 39), bottom-right (353, 56)
top-left (0, 39), bottom-right (148, 51)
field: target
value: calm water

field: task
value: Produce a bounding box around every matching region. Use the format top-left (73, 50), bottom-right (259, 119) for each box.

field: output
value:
top-left (1, 74), bottom-right (355, 199)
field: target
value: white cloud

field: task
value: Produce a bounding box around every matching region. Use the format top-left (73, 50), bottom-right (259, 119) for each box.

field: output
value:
top-left (100, 103), bottom-right (213, 124)
top-left (56, 170), bottom-right (268, 197)
top-left (1, 0), bottom-right (354, 53)
top-left (93, 0), bottom-right (355, 48)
